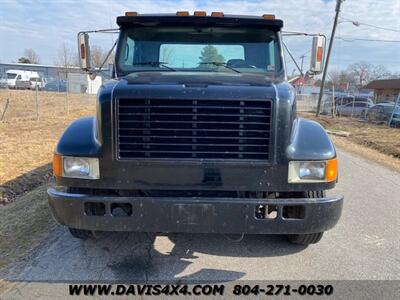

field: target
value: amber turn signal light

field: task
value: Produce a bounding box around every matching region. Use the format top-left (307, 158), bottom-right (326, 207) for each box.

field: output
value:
top-left (53, 154), bottom-right (62, 177)
top-left (325, 158), bottom-right (338, 182)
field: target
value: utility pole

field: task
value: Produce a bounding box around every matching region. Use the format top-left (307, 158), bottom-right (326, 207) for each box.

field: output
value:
top-left (316, 0), bottom-right (344, 116)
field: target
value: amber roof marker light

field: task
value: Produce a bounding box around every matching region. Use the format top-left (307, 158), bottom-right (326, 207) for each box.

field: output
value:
top-left (176, 11), bottom-right (190, 16)
top-left (211, 12), bottom-right (224, 17)
top-left (194, 11), bottom-right (207, 17)
top-left (262, 14), bottom-right (275, 20)
top-left (125, 12), bottom-right (138, 17)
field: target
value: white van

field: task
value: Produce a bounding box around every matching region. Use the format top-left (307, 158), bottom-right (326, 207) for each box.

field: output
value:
top-left (3, 70), bottom-right (40, 89)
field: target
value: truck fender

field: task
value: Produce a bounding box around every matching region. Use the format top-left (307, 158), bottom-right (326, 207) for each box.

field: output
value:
top-left (286, 118), bottom-right (336, 160)
top-left (56, 116), bottom-right (101, 157)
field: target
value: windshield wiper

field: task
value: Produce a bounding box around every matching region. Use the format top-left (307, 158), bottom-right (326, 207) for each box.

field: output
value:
top-left (198, 62), bottom-right (241, 73)
top-left (131, 61), bottom-right (176, 71)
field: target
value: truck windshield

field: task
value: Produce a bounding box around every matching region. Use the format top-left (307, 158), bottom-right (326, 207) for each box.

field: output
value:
top-left (117, 26), bottom-right (282, 77)
top-left (7, 73), bottom-right (17, 79)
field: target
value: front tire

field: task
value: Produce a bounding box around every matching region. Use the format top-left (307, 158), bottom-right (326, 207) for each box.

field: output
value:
top-left (288, 232), bottom-right (324, 245)
top-left (68, 227), bottom-right (95, 240)
top-left (287, 190), bottom-right (325, 245)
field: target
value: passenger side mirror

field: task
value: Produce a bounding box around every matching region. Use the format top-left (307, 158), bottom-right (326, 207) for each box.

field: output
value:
top-left (309, 36), bottom-right (325, 75)
top-left (78, 32), bottom-right (91, 71)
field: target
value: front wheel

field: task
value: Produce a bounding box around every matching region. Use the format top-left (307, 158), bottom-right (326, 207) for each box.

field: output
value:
top-left (287, 190), bottom-right (325, 245)
top-left (288, 232), bottom-right (324, 245)
top-left (68, 227), bottom-right (96, 239)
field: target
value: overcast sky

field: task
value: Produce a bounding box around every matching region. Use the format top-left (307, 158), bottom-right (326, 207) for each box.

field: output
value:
top-left (1, 0), bottom-right (399, 73)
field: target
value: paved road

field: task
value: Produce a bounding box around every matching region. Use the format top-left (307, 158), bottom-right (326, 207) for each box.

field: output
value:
top-left (2, 149), bottom-right (400, 292)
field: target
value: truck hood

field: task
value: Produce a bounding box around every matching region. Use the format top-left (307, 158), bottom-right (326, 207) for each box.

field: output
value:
top-left (123, 71), bottom-right (278, 87)
top-left (110, 72), bottom-right (280, 101)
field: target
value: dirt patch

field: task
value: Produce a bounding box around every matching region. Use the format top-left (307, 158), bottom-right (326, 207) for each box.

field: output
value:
top-left (0, 164), bottom-right (51, 205)
top-left (300, 112), bottom-right (400, 159)
top-left (331, 136), bottom-right (400, 173)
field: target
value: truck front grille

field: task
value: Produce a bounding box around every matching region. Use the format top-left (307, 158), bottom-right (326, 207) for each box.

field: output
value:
top-left (116, 98), bottom-right (273, 160)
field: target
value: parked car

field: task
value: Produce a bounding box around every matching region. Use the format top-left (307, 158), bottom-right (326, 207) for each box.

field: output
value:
top-left (43, 80), bottom-right (67, 92)
top-left (29, 77), bottom-right (46, 90)
top-left (336, 101), bottom-right (372, 117)
top-left (322, 96), bottom-right (373, 115)
top-left (367, 103), bottom-right (400, 127)
top-left (335, 96), bottom-right (373, 107)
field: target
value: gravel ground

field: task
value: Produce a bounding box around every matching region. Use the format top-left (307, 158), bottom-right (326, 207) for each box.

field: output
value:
top-left (1, 148), bottom-right (399, 300)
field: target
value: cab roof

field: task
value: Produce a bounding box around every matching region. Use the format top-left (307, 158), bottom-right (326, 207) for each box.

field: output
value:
top-left (116, 13), bottom-right (283, 30)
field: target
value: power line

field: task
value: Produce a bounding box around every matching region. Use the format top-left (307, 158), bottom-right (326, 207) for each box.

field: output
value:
top-left (340, 17), bottom-right (400, 33)
top-left (336, 36), bottom-right (400, 43)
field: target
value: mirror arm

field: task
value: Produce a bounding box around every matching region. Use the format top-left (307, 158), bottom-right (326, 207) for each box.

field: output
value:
top-left (282, 41), bottom-right (304, 77)
top-left (98, 40), bottom-right (118, 72)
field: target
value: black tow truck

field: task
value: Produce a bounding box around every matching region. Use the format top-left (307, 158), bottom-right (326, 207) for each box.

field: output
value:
top-left (48, 11), bottom-right (343, 245)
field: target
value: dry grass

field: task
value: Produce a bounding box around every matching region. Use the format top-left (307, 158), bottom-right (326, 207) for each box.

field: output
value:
top-left (0, 90), bottom-right (95, 203)
top-left (300, 112), bottom-right (400, 159)
top-left (0, 184), bottom-right (56, 270)
top-left (331, 136), bottom-right (400, 173)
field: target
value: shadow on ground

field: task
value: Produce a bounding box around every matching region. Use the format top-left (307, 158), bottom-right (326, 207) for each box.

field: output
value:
top-left (4, 229), bottom-right (306, 283)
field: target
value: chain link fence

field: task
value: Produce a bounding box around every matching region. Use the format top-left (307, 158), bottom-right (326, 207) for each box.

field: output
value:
top-left (296, 93), bottom-right (333, 114)
top-left (1, 84), bottom-right (398, 128)
top-left (296, 92), bottom-right (400, 128)
top-left (0, 85), bottom-right (96, 123)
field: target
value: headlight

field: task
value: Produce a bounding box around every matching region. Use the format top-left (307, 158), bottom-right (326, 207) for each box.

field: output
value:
top-left (53, 154), bottom-right (100, 179)
top-left (298, 161), bottom-right (325, 179)
top-left (288, 159), bottom-right (337, 183)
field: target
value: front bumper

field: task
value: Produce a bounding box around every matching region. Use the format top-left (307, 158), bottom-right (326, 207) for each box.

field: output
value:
top-left (48, 188), bottom-right (343, 234)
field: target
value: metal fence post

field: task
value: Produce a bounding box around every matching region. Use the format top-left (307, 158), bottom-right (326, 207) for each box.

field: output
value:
top-left (35, 78), bottom-right (39, 120)
top-left (388, 93), bottom-right (400, 127)
top-left (332, 84), bottom-right (335, 118)
top-left (0, 98), bottom-right (10, 122)
top-left (65, 72), bottom-right (69, 116)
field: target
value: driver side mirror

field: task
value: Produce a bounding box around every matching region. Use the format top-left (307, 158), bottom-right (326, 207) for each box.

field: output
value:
top-left (78, 32), bottom-right (91, 71)
top-left (309, 36), bottom-right (325, 75)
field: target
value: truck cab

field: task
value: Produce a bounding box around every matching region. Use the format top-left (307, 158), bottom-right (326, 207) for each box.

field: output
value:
top-left (48, 12), bottom-right (343, 245)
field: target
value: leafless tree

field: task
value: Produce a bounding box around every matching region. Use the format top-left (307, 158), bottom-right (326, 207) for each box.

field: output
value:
top-left (55, 43), bottom-right (78, 68)
top-left (370, 64), bottom-right (392, 81)
top-left (327, 69), bottom-right (357, 90)
top-left (54, 43), bottom-right (79, 80)
top-left (347, 61), bottom-right (393, 86)
top-left (346, 61), bottom-right (372, 86)
top-left (90, 45), bottom-right (115, 68)
top-left (90, 45), bottom-right (106, 68)
top-left (23, 48), bottom-right (40, 64)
